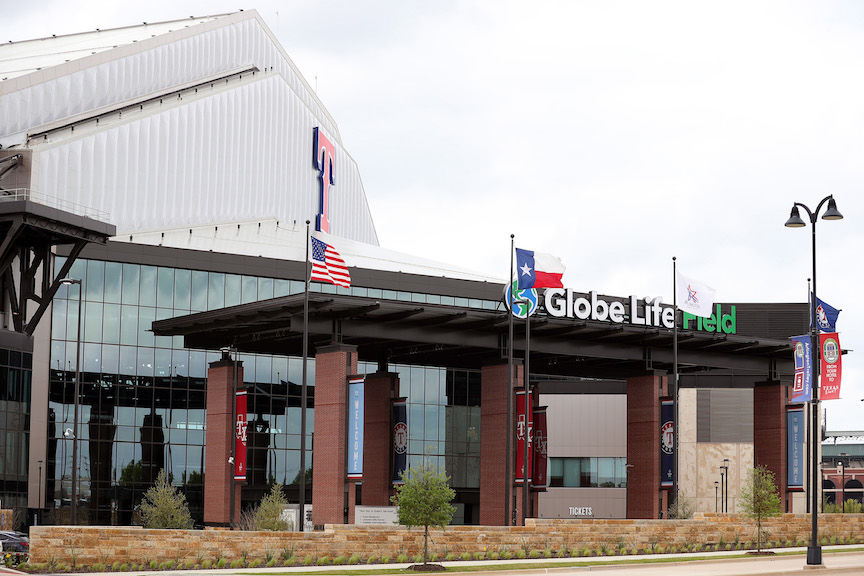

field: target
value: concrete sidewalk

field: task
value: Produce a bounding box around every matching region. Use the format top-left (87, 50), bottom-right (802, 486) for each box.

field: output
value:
top-left (21, 545), bottom-right (864, 576)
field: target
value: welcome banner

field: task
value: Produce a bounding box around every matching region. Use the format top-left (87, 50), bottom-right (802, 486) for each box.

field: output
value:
top-left (347, 377), bottom-right (365, 479)
top-left (532, 406), bottom-right (548, 490)
top-left (786, 408), bottom-right (805, 489)
top-left (392, 400), bottom-right (408, 484)
top-left (820, 332), bottom-right (842, 400)
top-left (790, 335), bottom-right (812, 403)
top-left (234, 391), bottom-right (248, 481)
top-left (660, 399), bottom-right (675, 489)
top-left (515, 389), bottom-right (534, 484)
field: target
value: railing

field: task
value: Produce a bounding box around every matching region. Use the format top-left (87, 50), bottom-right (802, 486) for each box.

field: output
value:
top-left (0, 188), bottom-right (110, 221)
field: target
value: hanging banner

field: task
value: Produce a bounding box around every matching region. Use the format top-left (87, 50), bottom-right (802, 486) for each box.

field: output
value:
top-left (532, 406), bottom-right (548, 490)
top-left (790, 335), bottom-right (812, 404)
top-left (347, 377), bottom-right (365, 479)
top-left (391, 400), bottom-right (408, 485)
top-left (234, 391), bottom-right (248, 481)
top-left (660, 399), bottom-right (674, 489)
top-left (515, 389), bottom-right (534, 484)
top-left (786, 408), bottom-right (805, 490)
top-left (820, 332), bottom-right (842, 400)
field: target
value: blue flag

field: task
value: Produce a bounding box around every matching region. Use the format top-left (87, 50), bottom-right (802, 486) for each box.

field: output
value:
top-left (812, 295), bottom-right (840, 333)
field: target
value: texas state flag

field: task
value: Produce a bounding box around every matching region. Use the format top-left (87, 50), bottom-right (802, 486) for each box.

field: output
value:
top-left (515, 248), bottom-right (565, 290)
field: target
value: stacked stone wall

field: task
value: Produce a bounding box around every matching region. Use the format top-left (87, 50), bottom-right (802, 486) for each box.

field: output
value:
top-left (29, 513), bottom-right (864, 566)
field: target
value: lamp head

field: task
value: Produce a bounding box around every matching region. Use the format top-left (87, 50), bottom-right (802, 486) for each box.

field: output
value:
top-left (822, 197), bottom-right (843, 220)
top-left (60, 277), bottom-right (81, 285)
top-left (784, 206), bottom-right (806, 228)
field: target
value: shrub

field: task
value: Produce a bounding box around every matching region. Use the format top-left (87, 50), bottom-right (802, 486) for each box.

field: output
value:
top-left (317, 556), bottom-right (332, 565)
top-left (149, 560), bottom-right (158, 570)
top-left (164, 559), bottom-right (175, 569)
top-left (118, 563), bottom-right (128, 571)
top-left (281, 547), bottom-right (294, 563)
top-left (302, 555), bottom-right (314, 566)
top-left (200, 559), bottom-right (212, 569)
top-left (111, 561), bottom-right (122, 571)
top-left (413, 554), bottom-right (424, 563)
top-left (333, 555), bottom-right (347, 565)
top-left (229, 559), bottom-right (243, 569)
top-left (139, 469), bottom-right (194, 529)
top-left (460, 552), bottom-right (472, 561)
top-left (216, 557), bottom-right (227, 568)
top-left (380, 555), bottom-right (391, 564)
top-left (516, 549), bottom-right (526, 559)
top-left (254, 483), bottom-right (291, 530)
top-left (543, 547), bottom-right (553, 558)
top-left (92, 563), bottom-right (105, 571)
top-left (348, 554), bottom-right (361, 564)
top-left (266, 558), bottom-right (277, 567)
top-left (249, 559), bottom-right (262, 568)
top-left (396, 553), bottom-right (409, 563)
top-left (487, 551), bottom-right (500, 560)
top-left (528, 549), bottom-right (541, 559)
top-left (472, 552), bottom-right (484, 560)
top-left (429, 553), bottom-right (438, 562)
top-left (445, 553), bottom-right (456, 561)
top-left (367, 555), bottom-right (379, 564)
top-left (500, 549), bottom-right (513, 559)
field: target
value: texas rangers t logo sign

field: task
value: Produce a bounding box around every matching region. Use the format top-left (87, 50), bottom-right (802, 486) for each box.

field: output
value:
top-left (313, 127), bottom-right (335, 233)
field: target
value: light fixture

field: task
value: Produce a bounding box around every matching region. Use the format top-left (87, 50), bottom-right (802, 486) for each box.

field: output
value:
top-left (784, 206), bottom-right (806, 228)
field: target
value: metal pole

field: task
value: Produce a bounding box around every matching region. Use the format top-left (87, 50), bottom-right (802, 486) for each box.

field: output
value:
top-left (506, 234), bottom-right (514, 526)
top-left (522, 306), bottom-right (530, 525)
top-left (714, 481), bottom-right (719, 513)
top-left (672, 256), bottom-right (679, 509)
top-left (299, 220), bottom-right (311, 531)
top-left (71, 280), bottom-right (82, 525)
top-left (808, 206), bottom-right (821, 565)
top-left (723, 458), bottom-right (729, 513)
top-left (229, 346), bottom-right (238, 528)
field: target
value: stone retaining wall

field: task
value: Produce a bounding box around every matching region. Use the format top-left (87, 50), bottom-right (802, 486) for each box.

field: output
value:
top-left (29, 513), bottom-right (864, 566)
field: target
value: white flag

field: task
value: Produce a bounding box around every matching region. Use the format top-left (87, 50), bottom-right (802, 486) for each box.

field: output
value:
top-left (676, 271), bottom-right (716, 318)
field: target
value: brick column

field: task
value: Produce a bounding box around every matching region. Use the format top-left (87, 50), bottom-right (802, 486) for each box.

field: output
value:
top-left (362, 372), bottom-right (399, 506)
top-left (311, 344), bottom-right (358, 526)
top-left (479, 362), bottom-right (523, 526)
top-left (203, 355), bottom-right (244, 527)
top-left (626, 373), bottom-right (663, 519)
top-left (754, 380), bottom-right (788, 507)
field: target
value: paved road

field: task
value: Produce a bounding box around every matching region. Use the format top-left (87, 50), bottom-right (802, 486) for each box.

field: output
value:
top-left (10, 546), bottom-right (864, 576)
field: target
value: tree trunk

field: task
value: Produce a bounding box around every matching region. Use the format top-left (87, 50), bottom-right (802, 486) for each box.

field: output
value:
top-left (424, 524), bottom-right (429, 565)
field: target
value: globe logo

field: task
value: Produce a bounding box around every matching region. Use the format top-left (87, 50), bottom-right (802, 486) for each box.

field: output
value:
top-left (504, 282), bottom-right (539, 318)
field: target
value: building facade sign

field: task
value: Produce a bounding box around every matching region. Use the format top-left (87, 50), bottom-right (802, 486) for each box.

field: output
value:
top-left (568, 506), bottom-right (593, 517)
top-left (506, 286), bottom-right (737, 334)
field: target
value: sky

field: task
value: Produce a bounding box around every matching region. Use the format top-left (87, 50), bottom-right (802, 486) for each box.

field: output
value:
top-left (2, 1), bottom-right (863, 430)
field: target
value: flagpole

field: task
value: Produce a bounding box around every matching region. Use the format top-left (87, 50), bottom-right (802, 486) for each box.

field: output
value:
top-left (506, 234), bottom-right (514, 526)
top-left (299, 220), bottom-right (310, 531)
top-left (672, 256), bottom-right (678, 515)
top-left (805, 277), bottom-right (812, 514)
top-left (523, 291), bottom-right (531, 525)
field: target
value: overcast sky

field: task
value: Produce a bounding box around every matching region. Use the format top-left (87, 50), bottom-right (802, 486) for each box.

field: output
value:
top-left (3, 1), bottom-right (863, 430)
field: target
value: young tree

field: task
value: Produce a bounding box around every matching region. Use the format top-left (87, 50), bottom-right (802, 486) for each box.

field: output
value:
top-left (254, 482), bottom-right (291, 531)
top-left (391, 463), bottom-right (456, 566)
top-left (139, 469), bottom-right (194, 529)
top-left (739, 465), bottom-right (782, 552)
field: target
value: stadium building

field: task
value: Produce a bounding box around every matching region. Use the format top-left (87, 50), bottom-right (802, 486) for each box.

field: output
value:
top-left (0, 11), bottom-right (816, 528)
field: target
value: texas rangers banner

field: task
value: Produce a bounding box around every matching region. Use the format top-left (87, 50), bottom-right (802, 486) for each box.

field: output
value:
top-left (812, 295), bottom-right (840, 333)
top-left (786, 407), bottom-right (805, 489)
top-left (790, 335), bottom-right (812, 404)
top-left (347, 377), bottom-right (365, 479)
top-left (234, 391), bottom-right (248, 481)
top-left (391, 400), bottom-right (408, 485)
top-left (532, 406), bottom-right (548, 490)
top-left (515, 389), bottom-right (534, 484)
top-left (660, 399), bottom-right (675, 489)
top-left (820, 332), bottom-right (842, 400)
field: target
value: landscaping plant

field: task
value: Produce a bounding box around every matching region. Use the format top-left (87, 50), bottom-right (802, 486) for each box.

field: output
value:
top-left (739, 465), bottom-right (782, 553)
top-left (139, 469), bottom-right (193, 529)
top-left (391, 462), bottom-right (456, 566)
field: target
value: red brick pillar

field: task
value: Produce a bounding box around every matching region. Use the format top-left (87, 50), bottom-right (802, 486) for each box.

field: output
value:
top-left (479, 362), bottom-right (523, 526)
top-left (311, 344), bottom-right (358, 526)
top-left (626, 373), bottom-right (664, 519)
top-left (754, 381), bottom-right (788, 508)
top-left (203, 354), bottom-right (244, 527)
top-left (363, 372), bottom-right (399, 506)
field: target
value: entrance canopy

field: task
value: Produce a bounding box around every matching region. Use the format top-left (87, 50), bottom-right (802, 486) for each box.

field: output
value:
top-left (153, 293), bottom-right (796, 380)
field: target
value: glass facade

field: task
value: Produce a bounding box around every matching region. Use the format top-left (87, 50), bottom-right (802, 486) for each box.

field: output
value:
top-left (549, 457), bottom-right (628, 488)
top-left (46, 256), bottom-right (492, 525)
top-left (0, 348), bottom-right (32, 513)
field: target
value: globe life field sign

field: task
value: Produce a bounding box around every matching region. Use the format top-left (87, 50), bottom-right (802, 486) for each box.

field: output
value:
top-left (510, 288), bottom-right (737, 335)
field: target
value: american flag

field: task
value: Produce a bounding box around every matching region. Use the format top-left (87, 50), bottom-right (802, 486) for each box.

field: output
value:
top-left (310, 236), bottom-right (351, 288)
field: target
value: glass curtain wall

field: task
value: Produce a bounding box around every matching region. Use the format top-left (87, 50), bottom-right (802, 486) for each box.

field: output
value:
top-left (48, 256), bottom-right (492, 525)
top-left (0, 349), bottom-right (32, 518)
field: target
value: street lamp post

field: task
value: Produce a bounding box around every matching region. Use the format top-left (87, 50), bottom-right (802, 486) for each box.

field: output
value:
top-left (722, 458), bottom-right (729, 513)
top-left (838, 453), bottom-right (847, 512)
top-left (719, 467), bottom-right (725, 513)
top-left (60, 277), bottom-right (82, 525)
top-left (714, 481), bottom-right (719, 513)
top-left (784, 194), bottom-right (843, 567)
